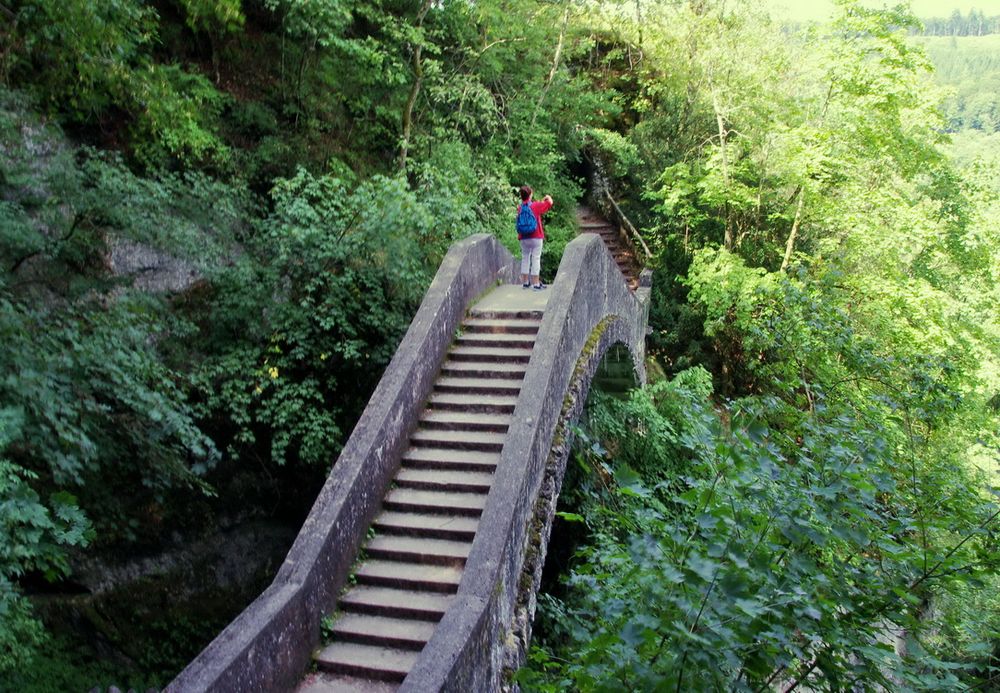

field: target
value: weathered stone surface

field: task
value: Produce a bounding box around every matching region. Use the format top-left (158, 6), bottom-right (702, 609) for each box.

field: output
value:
top-left (409, 429), bottom-right (506, 452)
top-left (438, 361), bottom-right (526, 379)
top-left (354, 559), bottom-right (464, 592)
top-left (400, 227), bottom-right (649, 692)
top-left (418, 409), bottom-right (511, 432)
top-left (331, 613), bottom-right (436, 650)
top-left (315, 642), bottom-right (419, 681)
top-left (383, 488), bottom-right (486, 515)
top-left (463, 318), bottom-right (541, 334)
top-left (400, 447), bottom-right (500, 471)
top-left (395, 468), bottom-right (494, 493)
top-left (374, 511), bottom-right (480, 541)
top-left (365, 535), bottom-right (473, 565)
top-left (297, 672), bottom-right (399, 693)
top-left (434, 376), bottom-right (523, 394)
top-left (340, 586), bottom-right (454, 620)
top-left (107, 238), bottom-right (203, 294)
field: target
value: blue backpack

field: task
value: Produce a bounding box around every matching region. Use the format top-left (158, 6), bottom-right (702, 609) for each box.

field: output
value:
top-left (515, 201), bottom-right (537, 237)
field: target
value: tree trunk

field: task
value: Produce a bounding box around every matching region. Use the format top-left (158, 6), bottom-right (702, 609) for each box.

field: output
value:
top-left (398, 0), bottom-right (433, 173)
top-left (780, 186), bottom-right (805, 271)
top-left (712, 91), bottom-right (733, 250)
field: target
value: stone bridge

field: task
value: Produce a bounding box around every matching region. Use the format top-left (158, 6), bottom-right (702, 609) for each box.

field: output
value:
top-left (169, 200), bottom-right (652, 692)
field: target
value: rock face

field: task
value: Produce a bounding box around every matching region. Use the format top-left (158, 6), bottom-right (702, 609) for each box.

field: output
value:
top-left (107, 238), bottom-right (203, 294)
top-left (1, 91), bottom-right (211, 297)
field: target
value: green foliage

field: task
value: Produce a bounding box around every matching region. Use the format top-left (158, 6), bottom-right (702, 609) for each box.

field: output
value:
top-left (10, 0), bottom-right (157, 118)
top-left (2, 0), bottom-right (996, 686)
top-left (0, 408), bottom-right (91, 675)
top-left (191, 169), bottom-right (443, 467)
top-left (179, 0), bottom-right (245, 36)
top-left (7, 0), bottom-right (230, 168)
top-left (526, 363), bottom-right (1000, 690)
top-left (130, 65), bottom-right (230, 168)
top-left (0, 90), bottom-right (248, 673)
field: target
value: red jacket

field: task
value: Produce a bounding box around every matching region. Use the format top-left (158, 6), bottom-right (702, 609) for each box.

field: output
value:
top-left (519, 198), bottom-right (552, 240)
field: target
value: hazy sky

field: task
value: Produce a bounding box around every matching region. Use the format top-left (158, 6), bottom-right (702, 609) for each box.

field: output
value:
top-left (761, 0), bottom-right (1000, 22)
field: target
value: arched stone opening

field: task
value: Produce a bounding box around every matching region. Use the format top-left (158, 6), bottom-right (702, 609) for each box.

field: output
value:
top-left (501, 322), bottom-right (645, 686)
top-left (590, 341), bottom-right (641, 398)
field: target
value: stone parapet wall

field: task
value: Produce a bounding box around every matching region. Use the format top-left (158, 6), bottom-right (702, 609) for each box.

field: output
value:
top-left (168, 234), bottom-right (517, 693)
top-left (400, 234), bottom-right (650, 692)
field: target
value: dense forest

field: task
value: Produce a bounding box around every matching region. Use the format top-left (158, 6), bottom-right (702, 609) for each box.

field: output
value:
top-left (914, 8), bottom-right (1000, 36)
top-left (0, 0), bottom-right (998, 690)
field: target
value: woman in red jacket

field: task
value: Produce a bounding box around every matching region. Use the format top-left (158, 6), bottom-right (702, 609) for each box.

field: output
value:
top-left (517, 185), bottom-right (553, 290)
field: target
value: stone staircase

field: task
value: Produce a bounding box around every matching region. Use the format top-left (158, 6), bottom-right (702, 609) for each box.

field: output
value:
top-left (578, 206), bottom-right (641, 290)
top-left (299, 307), bottom-right (543, 692)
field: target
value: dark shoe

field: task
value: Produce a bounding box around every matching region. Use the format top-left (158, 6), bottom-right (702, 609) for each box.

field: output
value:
top-left (522, 283), bottom-right (531, 289)
top-left (533, 283), bottom-right (546, 291)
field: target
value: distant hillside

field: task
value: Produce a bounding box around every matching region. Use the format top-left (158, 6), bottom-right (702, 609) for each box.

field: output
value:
top-left (913, 35), bottom-right (1000, 133)
top-left (915, 9), bottom-right (1000, 36)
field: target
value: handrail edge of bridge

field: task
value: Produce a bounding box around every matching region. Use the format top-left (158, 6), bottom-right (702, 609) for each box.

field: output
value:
top-left (167, 233), bottom-right (518, 693)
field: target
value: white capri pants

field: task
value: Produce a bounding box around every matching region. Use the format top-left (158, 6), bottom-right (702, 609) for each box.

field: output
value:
top-left (519, 237), bottom-right (543, 276)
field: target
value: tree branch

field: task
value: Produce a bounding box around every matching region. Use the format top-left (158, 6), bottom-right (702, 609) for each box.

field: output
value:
top-left (530, 7), bottom-right (570, 128)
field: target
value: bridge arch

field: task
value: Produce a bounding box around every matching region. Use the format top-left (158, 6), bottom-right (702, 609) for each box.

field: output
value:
top-left (400, 233), bottom-right (649, 691)
top-left (170, 227), bottom-right (651, 692)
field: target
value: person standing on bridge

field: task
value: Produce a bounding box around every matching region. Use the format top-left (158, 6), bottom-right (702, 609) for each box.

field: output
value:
top-left (516, 185), bottom-right (553, 290)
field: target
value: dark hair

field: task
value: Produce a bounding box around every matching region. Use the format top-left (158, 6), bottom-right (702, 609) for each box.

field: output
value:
top-left (519, 185), bottom-right (532, 201)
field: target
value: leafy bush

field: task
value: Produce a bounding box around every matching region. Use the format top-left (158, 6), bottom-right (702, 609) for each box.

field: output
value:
top-left (191, 169), bottom-right (451, 468)
top-left (525, 367), bottom-right (1000, 691)
top-left (0, 90), bottom-right (247, 673)
top-left (8, 0), bottom-right (230, 169)
top-left (0, 409), bottom-right (91, 675)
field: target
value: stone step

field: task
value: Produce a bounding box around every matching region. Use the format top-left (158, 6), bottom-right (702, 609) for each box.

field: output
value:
top-left (354, 558), bottom-right (463, 593)
top-left (314, 641), bottom-right (417, 683)
top-left (340, 585), bottom-right (454, 620)
top-left (374, 510), bottom-right (480, 541)
top-left (410, 429), bottom-right (505, 452)
top-left (456, 333), bottom-right (536, 349)
top-left (439, 362), bottom-right (526, 379)
top-left (298, 671), bottom-right (401, 693)
top-left (427, 391), bottom-right (518, 413)
top-left (401, 446), bottom-right (500, 471)
top-left (463, 318), bottom-right (541, 335)
top-left (435, 376), bottom-right (522, 395)
top-left (468, 309), bottom-right (544, 321)
top-left (396, 467), bottom-right (494, 493)
top-left (329, 612), bottom-right (436, 651)
top-left (383, 488), bottom-right (486, 517)
top-left (419, 409), bottom-right (510, 432)
top-left (366, 534), bottom-right (473, 567)
top-left (449, 345), bottom-right (532, 364)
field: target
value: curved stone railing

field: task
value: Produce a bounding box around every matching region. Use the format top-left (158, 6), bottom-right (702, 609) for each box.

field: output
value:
top-left (603, 190), bottom-right (653, 269)
top-left (400, 233), bottom-right (650, 691)
top-left (168, 234), bottom-right (518, 692)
